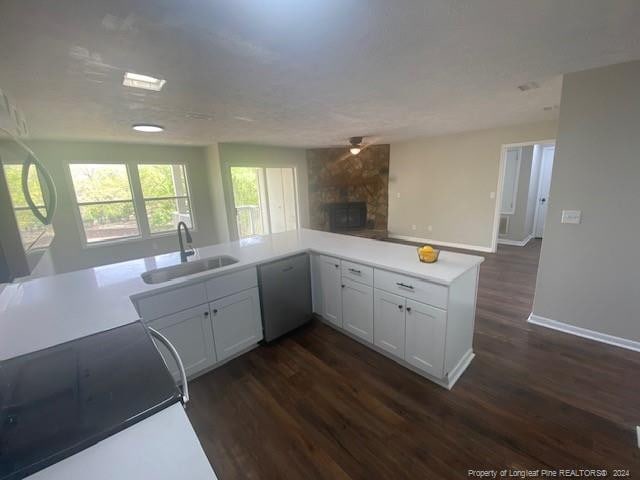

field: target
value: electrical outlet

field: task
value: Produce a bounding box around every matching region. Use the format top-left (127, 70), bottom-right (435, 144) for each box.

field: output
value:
top-left (561, 210), bottom-right (581, 224)
top-left (396, 192), bottom-right (401, 199)
top-left (411, 224), bottom-right (417, 231)
top-left (489, 191), bottom-right (496, 199)
top-left (427, 225), bottom-right (433, 232)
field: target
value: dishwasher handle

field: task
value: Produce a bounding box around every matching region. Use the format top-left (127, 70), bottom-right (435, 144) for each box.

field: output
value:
top-left (148, 327), bottom-right (189, 406)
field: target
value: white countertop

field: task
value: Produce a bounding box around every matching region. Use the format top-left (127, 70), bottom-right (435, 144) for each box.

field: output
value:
top-left (26, 404), bottom-right (217, 480)
top-left (0, 229), bottom-right (483, 361)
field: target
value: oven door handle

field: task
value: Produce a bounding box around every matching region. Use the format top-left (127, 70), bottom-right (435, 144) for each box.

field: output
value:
top-left (148, 327), bottom-right (189, 406)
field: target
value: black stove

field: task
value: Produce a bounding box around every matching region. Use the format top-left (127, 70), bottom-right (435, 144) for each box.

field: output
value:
top-left (0, 321), bottom-right (181, 480)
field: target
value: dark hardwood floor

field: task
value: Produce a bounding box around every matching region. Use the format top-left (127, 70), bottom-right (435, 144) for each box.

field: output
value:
top-left (187, 240), bottom-right (640, 479)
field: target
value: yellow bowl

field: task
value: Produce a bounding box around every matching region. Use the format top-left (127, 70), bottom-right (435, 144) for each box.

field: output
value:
top-left (417, 245), bottom-right (440, 263)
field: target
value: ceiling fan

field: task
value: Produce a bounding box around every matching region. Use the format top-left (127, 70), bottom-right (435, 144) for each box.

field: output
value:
top-left (348, 136), bottom-right (364, 155)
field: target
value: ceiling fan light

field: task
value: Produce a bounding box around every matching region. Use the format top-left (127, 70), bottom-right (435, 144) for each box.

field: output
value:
top-left (350, 147), bottom-right (361, 155)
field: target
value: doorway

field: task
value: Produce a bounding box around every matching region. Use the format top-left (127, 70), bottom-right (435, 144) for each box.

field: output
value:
top-left (229, 166), bottom-right (299, 239)
top-left (533, 145), bottom-right (555, 238)
top-left (493, 140), bottom-right (555, 249)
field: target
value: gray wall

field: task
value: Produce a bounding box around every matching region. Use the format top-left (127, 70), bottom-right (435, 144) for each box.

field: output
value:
top-left (27, 140), bottom-right (220, 273)
top-left (533, 61), bottom-right (640, 342)
top-left (388, 121), bottom-right (557, 251)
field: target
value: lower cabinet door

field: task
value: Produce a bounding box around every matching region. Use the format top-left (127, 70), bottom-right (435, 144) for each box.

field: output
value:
top-left (210, 287), bottom-right (263, 361)
top-left (341, 278), bottom-right (373, 343)
top-left (320, 256), bottom-right (342, 327)
top-left (404, 299), bottom-right (446, 378)
top-left (148, 304), bottom-right (216, 379)
top-left (373, 289), bottom-right (406, 359)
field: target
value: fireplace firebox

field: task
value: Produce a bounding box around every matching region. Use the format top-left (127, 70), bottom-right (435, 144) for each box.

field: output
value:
top-left (326, 202), bottom-right (367, 232)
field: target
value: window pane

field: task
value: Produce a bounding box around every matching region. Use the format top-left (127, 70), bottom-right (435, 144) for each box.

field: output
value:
top-left (15, 209), bottom-right (54, 249)
top-left (69, 164), bottom-right (132, 203)
top-left (138, 164), bottom-right (188, 199)
top-left (145, 198), bottom-right (192, 233)
top-left (3, 163), bottom-right (45, 208)
top-left (79, 202), bottom-right (139, 242)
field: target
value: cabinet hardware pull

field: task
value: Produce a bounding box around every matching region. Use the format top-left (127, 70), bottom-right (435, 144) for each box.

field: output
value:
top-left (398, 304), bottom-right (403, 310)
top-left (213, 309), bottom-right (218, 315)
top-left (204, 311), bottom-right (209, 317)
top-left (334, 264), bottom-right (339, 268)
top-left (348, 268), bottom-right (361, 274)
top-left (396, 282), bottom-right (414, 290)
top-left (406, 307), bottom-right (412, 313)
top-left (341, 284), bottom-right (345, 288)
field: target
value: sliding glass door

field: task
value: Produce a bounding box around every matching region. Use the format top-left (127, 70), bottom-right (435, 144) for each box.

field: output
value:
top-left (230, 167), bottom-right (298, 239)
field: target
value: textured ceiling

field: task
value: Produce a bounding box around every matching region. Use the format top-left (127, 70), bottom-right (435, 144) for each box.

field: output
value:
top-left (1, 0), bottom-right (639, 147)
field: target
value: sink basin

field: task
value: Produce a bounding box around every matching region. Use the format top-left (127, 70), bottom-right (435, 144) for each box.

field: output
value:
top-left (141, 255), bottom-right (239, 284)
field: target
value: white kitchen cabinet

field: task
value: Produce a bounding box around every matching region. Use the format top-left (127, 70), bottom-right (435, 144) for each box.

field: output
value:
top-left (148, 305), bottom-right (216, 379)
top-left (404, 299), bottom-right (446, 378)
top-left (210, 287), bottom-right (263, 361)
top-left (341, 278), bottom-right (373, 343)
top-left (319, 255), bottom-right (342, 327)
top-left (373, 289), bottom-right (406, 359)
top-left (310, 253), bottom-right (323, 315)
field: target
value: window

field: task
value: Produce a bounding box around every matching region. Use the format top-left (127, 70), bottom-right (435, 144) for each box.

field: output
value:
top-left (138, 164), bottom-right (192, 234)
top-left (2, 163), bottom-right (54, 250)
top-left (69, 164), bottom-right (139, 243)
top-left (68, 162), bottom-right (194, 244)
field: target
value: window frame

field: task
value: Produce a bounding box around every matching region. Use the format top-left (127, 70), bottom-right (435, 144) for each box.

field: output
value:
top-left (66, 159), bottom-right (196, 248)
top-left (1, 160), bottom-right (53, 251)
top-left (136, 163), bottom-right (195, 236)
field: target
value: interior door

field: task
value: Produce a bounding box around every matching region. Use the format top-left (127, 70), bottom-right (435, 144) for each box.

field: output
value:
top-left (534, 145), bottom-right (555, 238)
top-left (341, 278), bottom-right (373, 342)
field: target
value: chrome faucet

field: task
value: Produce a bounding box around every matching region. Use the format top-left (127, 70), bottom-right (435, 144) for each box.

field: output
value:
top-left (177, 221), bottom-right (194, 263)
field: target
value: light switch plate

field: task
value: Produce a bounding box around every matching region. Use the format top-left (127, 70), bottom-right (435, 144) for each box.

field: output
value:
top-left (489, 191), bottom-right (496, 199)
top-left (561, 210), bottom-right (581, 224)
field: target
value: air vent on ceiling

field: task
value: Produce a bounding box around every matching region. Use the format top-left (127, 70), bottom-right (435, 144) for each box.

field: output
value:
top-left (517, 81), bottom-right (540, 92)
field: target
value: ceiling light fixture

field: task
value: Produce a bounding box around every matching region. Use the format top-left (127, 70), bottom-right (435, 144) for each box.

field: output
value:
top-left (132, 124), bottom-right (164, 133)
top-left (123, 72), bottom-right (166, 91)
top-left (349, 136), bottom-right (363, 155)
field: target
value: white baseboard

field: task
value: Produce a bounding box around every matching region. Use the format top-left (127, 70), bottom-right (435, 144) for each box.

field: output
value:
top-left (528, 313), bottom-right (640, 353)
top-left (388, 234), bottom-right (493, 253)
top-left (497, 234), bottom-right (533, 247)
top-left (445, 349), bottom-right (475, 390)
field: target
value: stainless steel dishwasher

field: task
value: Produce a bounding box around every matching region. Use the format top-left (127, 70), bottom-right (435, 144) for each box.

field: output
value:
top-left (258, 253), bottom-right (312, 342)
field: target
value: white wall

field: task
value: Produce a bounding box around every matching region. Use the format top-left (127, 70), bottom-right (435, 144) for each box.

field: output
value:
top-left (388, 121), bottom-right (558, 251)
top-left (533, 61), bottom-right (640, 343)
top-left (27, 140), bottom-right (220, 273)
top-left (217, 143), bottom-right (309, 239)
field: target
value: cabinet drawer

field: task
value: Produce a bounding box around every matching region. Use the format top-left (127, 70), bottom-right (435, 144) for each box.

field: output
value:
top-left (341, 260), bottom-right (373, 286)
top-left (137, 282), bottom-right (208, 320)
top-left (205, 267), bottom-right (257, 301)
top-left (374, 269), bottom-right (448, 310)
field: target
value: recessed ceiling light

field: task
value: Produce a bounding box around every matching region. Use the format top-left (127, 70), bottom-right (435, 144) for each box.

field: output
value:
top-left (132, 124), bottom-right (164, 133)
top-left (517, 81), bottom-right (540, 92)
top-left (123, 72), bottom-right (166, 91)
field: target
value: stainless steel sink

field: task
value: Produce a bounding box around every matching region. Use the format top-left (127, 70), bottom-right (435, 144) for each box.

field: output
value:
top-left (141, 255), bottom-right (239, 284)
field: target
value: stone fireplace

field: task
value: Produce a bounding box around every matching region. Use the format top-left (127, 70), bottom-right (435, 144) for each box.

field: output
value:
top-left (307, 144), bottom-right (389, 238)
